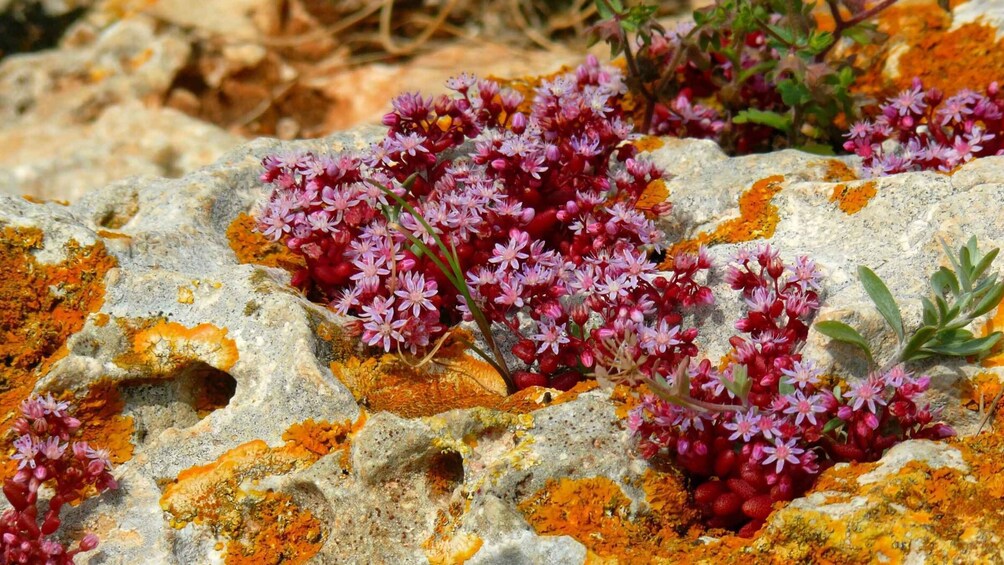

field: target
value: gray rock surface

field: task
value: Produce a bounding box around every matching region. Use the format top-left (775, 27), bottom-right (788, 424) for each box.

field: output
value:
top-left (0, 16), bottom-right (242, 201)
top-left (1, 129), bottom-right (1002, 563)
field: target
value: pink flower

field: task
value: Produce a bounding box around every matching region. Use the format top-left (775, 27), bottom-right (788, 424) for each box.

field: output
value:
top-left (762, 437), bottom-right (805, 474)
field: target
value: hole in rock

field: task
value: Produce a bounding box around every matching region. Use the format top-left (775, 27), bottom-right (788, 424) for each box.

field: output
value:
top-left (95, 191), bottom-right (139, 229)
top-left (118, 362), bottom-right (237, 448)
top-left (426, 450), bottom-right (465, 498)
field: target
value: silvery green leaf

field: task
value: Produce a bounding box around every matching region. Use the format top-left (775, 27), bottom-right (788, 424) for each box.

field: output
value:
top-left (921, 297), bottom-right (938, 326)
top-left (971, 247), bottom-right (999, 281)
top-left (972, 283), bottom-right (1004, 318)
top-left (815, 320), bottom-right (874, 363)
top-left (859, 266), bottom-right (904, 342)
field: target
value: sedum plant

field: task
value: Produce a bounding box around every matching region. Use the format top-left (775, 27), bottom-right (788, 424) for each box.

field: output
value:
top-left (844, 79), bottom-right (1004, 177)
top-left (258, 56), bottom-right (713, 394)
top-left (816, 236), bottom-right (1004, 366)
top-left (1, 394), bottom-right (117, 564)
top-left (590, 0), bottom-right (899, 154)
top-left (623, 245), bottom-right (952, 537)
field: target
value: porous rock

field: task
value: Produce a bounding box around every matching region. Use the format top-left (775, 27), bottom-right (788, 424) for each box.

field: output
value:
top-left (1, 129), bottom-right (1002, 563)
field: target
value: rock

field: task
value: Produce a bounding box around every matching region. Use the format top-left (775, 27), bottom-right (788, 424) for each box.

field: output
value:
top-left (1, 127), bottom-right (1002, 563)
top-left (0, 101), bottom-right (242, 201)
top-left (0, 15), bottom-right (244, 201)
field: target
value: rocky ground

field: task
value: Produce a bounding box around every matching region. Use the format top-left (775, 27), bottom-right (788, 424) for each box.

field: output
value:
top-left (2, 0), bottom-right (1004, 564)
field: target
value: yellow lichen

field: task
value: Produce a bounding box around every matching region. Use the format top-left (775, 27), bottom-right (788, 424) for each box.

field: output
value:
top-left (664, 176), bottom-right (785, 261)
top-left (177, 286), bottom-right (195, 304)
top-left (829, 181), bottom-right (878, 215)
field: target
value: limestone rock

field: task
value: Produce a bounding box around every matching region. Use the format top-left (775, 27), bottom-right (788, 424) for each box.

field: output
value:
top-left (0, 128), bottom-right (1002, 564)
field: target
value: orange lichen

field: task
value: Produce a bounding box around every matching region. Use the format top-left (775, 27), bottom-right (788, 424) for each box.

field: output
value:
top-left (635, 179), bottom-right (670, 215)
top-left (896, 21), bottom-right (1004, 97)
top-left (223, 491), bottom-right (324, 565)
top-left (330, 330), bottom-right (508, 418)
top-left (819, 159), bottom-right (858, 182)
top-left (95, 229), bottom-right (132, 240)
top-left (21, 195), bottom-right (70, 206)
top-left (518, 472), bottom-right (702, 563)
top-left (68, 382), bottom-right (136, 466)
top-left (226, 212), bottom-right (305, 272)
top-left (633, 136), bottom-right (666, 152)
top-left (664, 175), bottom-right (785, 261)
top-left (116, 320), bottom-right (239, 374)
top-left (0, 226), bottom-right (115, 473)
top-left (161, 415), bottom-right (362, 563)
top-left (829, 181), bottom-right (878, 214)
top-left (848, 2), bottom-right (1003, 102)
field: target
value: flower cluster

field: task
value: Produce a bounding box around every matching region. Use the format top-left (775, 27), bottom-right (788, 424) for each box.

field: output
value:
top-left (1, 394), bottom-right (116, 564)
top-left (845, 79), bottom-right (1004, 177)
top-left (626, 245), bottom-right (953, 536)
top-left (592, 0), bottom-right (889, 154)
top-left (258, 56), bottom-right (713, 390)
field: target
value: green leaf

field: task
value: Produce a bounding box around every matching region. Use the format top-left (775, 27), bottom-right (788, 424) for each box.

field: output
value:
top-left (807, 31), bottom-right (834, 54)
top-left (972, 282), bottom-right (1004, 318)
top-left (779, 380), bottom-right (795, 395)
top-left (795, 142), bottom-right (837, 155)
top-left (858, 266), bottom-right (904, 342)
top-left (900, 326), bottom-right (938, 362)
top-left (972, 247), bottom-right (999, 281)
top-left (822, 417), bottom-right (844, 434)
top-left (941, 237), bottom-right (964, 278)
top-left (842, 24), bottom-right (873, 45)
top-left (921, 297), bottom-right (939, 326)
top-left (931, 267), bottom-right (960, 298)
top-left (935, 294), bottom-right (950, 323)
top-left (733, 109), bottom-right (793, 132)
top-left (924, 334), bottom-right (1002, 357)
top-left (815, 320), bottom-right (874, 363)
top-left (777, 80), bottom-right (813, 108)
top-left (595, 0), bottom-right (621, 19)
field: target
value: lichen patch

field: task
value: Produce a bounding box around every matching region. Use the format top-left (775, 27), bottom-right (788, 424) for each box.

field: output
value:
top-left (829, 181), bottom-right (878, 215)
top-left (116, 320), bottom-right (239, 374)
top-left (161, 416), bottom-right (360, 563)
top-left (226, 212), bottom-right (305, 272)
top-left (665, 175), bottom-right (785, 261)
top-left (0, 226), bottom-right (115, 478)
